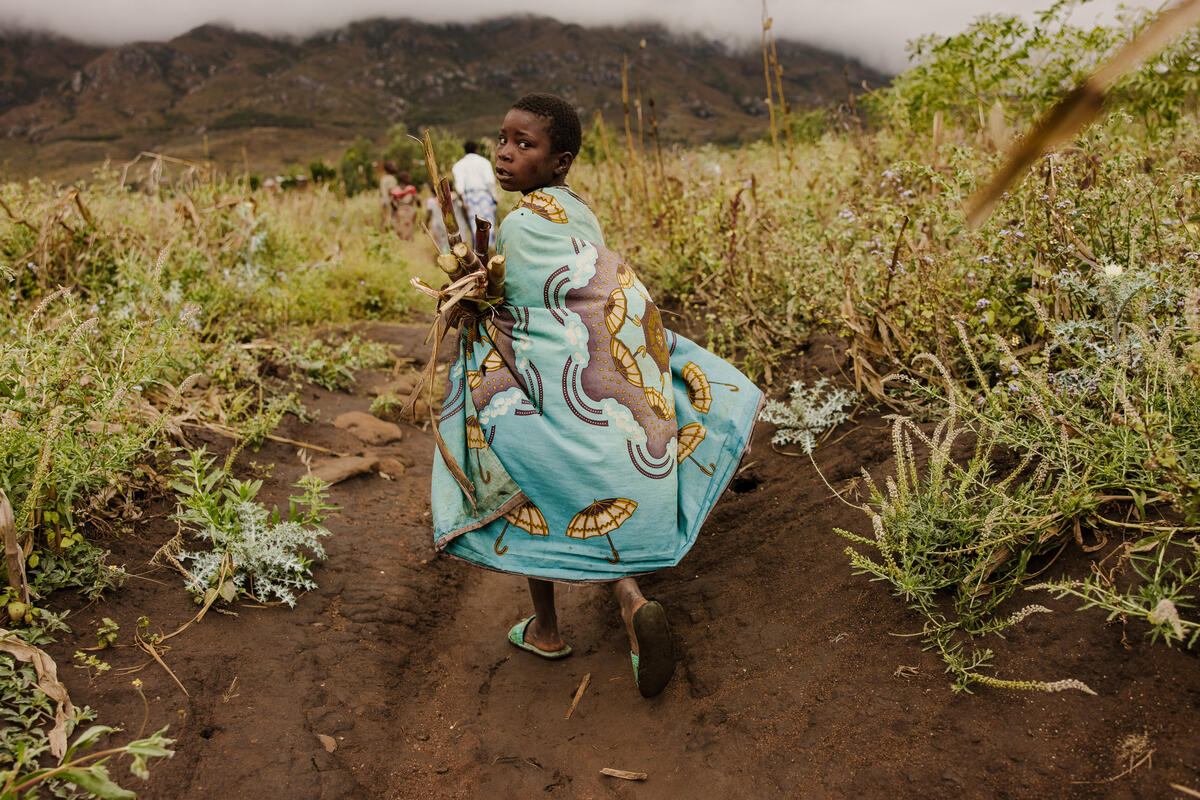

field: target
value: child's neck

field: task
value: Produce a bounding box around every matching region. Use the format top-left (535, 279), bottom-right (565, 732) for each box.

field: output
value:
top-left (523, 176), bottom-right (568, 195)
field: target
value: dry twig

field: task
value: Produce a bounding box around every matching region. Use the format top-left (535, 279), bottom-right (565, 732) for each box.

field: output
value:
top-left (564, 672), bottom-right (591, 720)
top-left (601, 768), bottom-right (648, 781)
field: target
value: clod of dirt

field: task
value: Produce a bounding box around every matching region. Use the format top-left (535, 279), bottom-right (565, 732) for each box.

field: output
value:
top-left (310, 456), bottom-right (379, 485)
top-left (374, 373), bottom-right (443, 421)
top-left (375, 457), bottom-right (408, 478)
top-left (375, 373), bottom-right (419, 398)
top-left (317, 734), bottom-right (338, 753)
top-left (333, 411), bottom-right (403, 445)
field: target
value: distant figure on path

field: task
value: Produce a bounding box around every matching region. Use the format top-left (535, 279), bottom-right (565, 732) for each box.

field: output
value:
top-left (422, 183), bottom-right (449, 251)
top-left (378, 160), bottom-right (399, 231)
top-left (450, 183), bottom-right (472, 244)
top-left (451, 141), bottom-right (498, 246)
top-left (389, 170), bottom-right (419, 241)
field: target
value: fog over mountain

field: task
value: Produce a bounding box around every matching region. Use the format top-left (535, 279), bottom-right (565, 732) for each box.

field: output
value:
top-left (0, 0), bottom-right (1156, 73)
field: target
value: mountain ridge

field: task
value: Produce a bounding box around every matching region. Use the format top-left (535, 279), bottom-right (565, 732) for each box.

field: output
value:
top-left (0, 16), bottom-right (889, 181)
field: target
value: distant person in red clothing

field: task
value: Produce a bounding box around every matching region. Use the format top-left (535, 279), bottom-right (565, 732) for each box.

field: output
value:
top-left (387, 168), bottom-right (418, 241)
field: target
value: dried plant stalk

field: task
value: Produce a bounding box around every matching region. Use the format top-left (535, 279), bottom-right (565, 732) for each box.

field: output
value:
top-left (0, 489), bottom-right (28, 604)
top-left (762, 5), bottom-right (780, 169)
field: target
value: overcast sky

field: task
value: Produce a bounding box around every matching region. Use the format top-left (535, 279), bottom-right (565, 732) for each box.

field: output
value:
top-left (1, 1), bottom-right (1159, 73)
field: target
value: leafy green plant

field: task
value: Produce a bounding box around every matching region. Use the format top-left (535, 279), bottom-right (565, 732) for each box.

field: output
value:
top-left (72, 652), bottom-right (111, 684)
top-left (573, 3), bottom-right (1200, 389)
top-left (870, 0), bottom-right (1200, 135)
top-left (339, 136), bottom-right (376, 196)
top-left (27, 546), bottom-right (125, 603)
top-left (170, 449), bottom-right (335, 607)
top-left (0, 289), bottom-right (188, 600)
top-left (276, 335), bottom-right (393, 391)
top-left (93, 619), bottom-right (119, 650)
top-left (0, 617), bottom-right (101, 796)
top-left (380, 124), bottom-right (463, 187)
top-left (759, 379), bottom-right (858, 453)
top-left (835, 258), bottom-right (1200, 689)
top-left (1035, 542), bottom-right (1199, 648)
top-left (0, 722), bottom-right (173, 800)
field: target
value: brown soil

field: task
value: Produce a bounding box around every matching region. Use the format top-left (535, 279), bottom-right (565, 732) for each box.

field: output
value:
top-left (43, 325), bottom-right (1200, 800)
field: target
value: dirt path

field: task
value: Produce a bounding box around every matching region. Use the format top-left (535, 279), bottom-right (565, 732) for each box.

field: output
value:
top-left (45, 325), bottom-right (1200, 799)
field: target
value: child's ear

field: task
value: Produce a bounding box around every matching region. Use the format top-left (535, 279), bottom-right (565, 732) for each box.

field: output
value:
top-left (555, 151), bottom-right (575, 177)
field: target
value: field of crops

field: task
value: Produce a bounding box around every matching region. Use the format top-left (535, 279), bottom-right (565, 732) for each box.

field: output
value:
top-left (2, 3), bottom-right (1199, 797)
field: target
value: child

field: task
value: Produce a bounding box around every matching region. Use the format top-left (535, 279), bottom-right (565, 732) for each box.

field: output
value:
top-left (388, 170), bottom-right (418, 241)
top-left (429, 93), bottom-right (762, 698)
top-left (420, 183), bottom-right (449, 251)
top-left (378, 160), bottom-right (399, 232)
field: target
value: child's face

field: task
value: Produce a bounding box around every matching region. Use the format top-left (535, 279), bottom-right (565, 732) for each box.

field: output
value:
top-left (495, 109), bottom-right (572, 194)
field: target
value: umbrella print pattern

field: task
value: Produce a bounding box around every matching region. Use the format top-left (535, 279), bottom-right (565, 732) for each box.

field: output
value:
top-left (615, 263), bottom-right (650, 299)
top-left (610, 337), bottom-right (644, 388)
top-left (480, 348), bottom-right (504, 376)
top-left (681, 361), bottom-right (740, 414)
top-left (640, 306), bottom-right (671, 372)
top-left (616, 263), bottom-right (636, 290)
top-left (643, 386), bottom-right (674, 421)
top-left (493, 499), bottom-right (549, 555)
top-left (566, 497), bottom-right (638, 564)
top-left (517, 190), bottom-right (569, 223)
top-left (465, 415), bottom-right (492, 483)
top-left (682, 361), bottom-right (712, 413)
top-left (484, 318), bottom-right (502, 342)
top-left (604, 288), bottom-right (627, 335)
top-left (677, 422), bottom-right (715, 475)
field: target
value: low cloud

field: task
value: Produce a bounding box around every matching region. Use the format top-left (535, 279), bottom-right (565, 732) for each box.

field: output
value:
top-left (1, 0), bottom-right (1154, 73)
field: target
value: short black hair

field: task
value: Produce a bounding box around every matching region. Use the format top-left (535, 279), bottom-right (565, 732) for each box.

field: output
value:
top-left (511, 93), bottom-right (581, 157)
top-left (464, 140), bottom-right (478, 154)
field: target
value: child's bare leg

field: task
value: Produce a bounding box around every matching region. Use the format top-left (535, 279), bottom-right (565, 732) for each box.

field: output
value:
top-left (612, 577), bottom-right (648, 654)
top-left (523, 578), bottom-right (566, 651)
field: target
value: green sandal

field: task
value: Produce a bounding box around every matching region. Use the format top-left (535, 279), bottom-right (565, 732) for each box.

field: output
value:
top-left (630, 600), bottom-right (674, 697)
top-left (507, 615), bottom-right (573, 660)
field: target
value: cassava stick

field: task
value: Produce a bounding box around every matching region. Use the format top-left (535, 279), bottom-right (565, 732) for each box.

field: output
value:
top-left (451, 241), bottom-right (484, 272)
top-left (438, 177), bottom-right (462, 245)
top-left (474, 216), bottom-right (491, 262)
top-left (486, 254), bottom-right (506, 299)
top-left (436, 253), bottom-right (460, 277)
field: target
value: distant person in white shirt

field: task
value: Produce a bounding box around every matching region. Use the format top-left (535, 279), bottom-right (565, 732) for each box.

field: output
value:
top-left (451, 140), bottom-right (498, 246)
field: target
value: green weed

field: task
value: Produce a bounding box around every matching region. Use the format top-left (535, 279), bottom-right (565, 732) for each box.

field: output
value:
top-left (170, 449), bottom-right (335, 607)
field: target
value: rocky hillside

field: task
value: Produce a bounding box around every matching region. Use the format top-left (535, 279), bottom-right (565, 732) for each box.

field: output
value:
top-left (0, 16), bottom-right (888, 180)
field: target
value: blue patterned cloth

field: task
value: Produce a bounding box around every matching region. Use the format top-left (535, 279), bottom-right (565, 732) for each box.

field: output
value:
top-left (461, 188), bottom-right (497, 246)
top-left (431, 186), bottom-right (762, 582)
